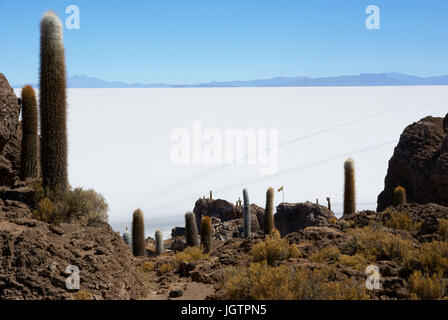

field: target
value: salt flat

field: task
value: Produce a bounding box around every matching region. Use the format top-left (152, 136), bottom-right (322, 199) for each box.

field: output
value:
top-left (15, 86), bottom-right (448, 233)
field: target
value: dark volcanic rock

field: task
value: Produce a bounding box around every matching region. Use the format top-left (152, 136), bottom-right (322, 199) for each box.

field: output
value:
top-left (377, 116), bottom-right (448, 211)
top-left (274, 202), bottom-right (334, 237)
top-left (193, 198), bottom-right (237, 227)
top-left (171, 226), bottom-right (185, 238)
top-left (0, 73), bottom-right (20, 153)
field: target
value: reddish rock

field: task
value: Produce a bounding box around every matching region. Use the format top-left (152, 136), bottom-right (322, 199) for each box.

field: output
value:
top-left (377, 116), bottom-right (448, 211)
top-left (274, 202), bottom-right (334, 237)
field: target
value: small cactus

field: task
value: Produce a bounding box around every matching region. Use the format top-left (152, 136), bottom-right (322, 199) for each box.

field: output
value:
top-left (122, 226), bottom-right (131, 247)
top-left (39, 11), bottom-right (68, 195)
top-left (210, 190), bottom-right (213, 199)
top-left (343, 158), bottom-right (356, 215)
top-left (200, 216), bottom-right (212, 253)
top-left (155, 230), bottom-right (164, 255)
top-left (326, 197), bottom-right (331, 211)
top-left (185, 212), bottom-right (199, 247)
top-left (20, 85), bottom-right (39, 180)
top-left (132, 209), bottom-right (146, 257)
top-left (393, 185), bottom-right (407, 206)
top-left (264, 187), bottom-right (275, 235)
top-left (243, 188), bottom-right (251, 238)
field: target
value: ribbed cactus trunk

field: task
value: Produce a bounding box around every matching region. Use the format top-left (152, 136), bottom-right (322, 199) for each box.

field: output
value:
top-left (343, 158), bottom-right (356, 215)
top-left (185, 212), bottom-right (199, 247)
top-left (39, 11), bottom-right (68, 195)
top-left (243, 188), bottom-right (251, 238)
top-left (20, 85), bottom-right (39, 180)
top-left (122, 226), bottom-right (131, 247)
top-left (326, 197), bottom-right (331, 211)
top-left (200, 216), bottom-right (212, 253)
top-left (393, 186), bottom-right (407, 206)
top-left (264, 187), bottom-right (274, 235)
top-left (132, 209), bottom-right (146, 257)
top-left (155, 230), bottom-right (164, 255)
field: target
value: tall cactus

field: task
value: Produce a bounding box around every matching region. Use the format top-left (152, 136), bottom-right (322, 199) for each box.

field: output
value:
top-left (185, 212), bottom-right (199, 247)
top-left (343, 158), bottom-right (356, 215)
top-left (155, 230), bottom-right (164, 255)
top-left (20, 85), bottom-right (39, 180)
top-left (243, 188), bottom-right (251, 238)
top-left (393, 185), bottom-right (407, 206)
top-left (264, 187), bottom-right (274, 235)
top-left (200, 216), bottom-right (212, 253)
top-left (122, 226), bottom-right (131, 247)
top-left (39, 11), bottom-right (68, 195)
top-left (326, 197), bottom-right (331, 211)
top-left (132, 209), bottom-right (146, 257)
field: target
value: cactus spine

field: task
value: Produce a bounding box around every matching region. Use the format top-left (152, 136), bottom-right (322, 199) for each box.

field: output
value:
top-left (393, 185), bottom-right (407, 206)
top-left (39, 11), bottom-right (68, 195)
top-left (155, 230), bottom-right (164, 255)
top-left (343, 158), bottom-right (356, 215)
top-left (264, 187), bottom-right (275, 235)
top-left (243, 188), bottom-right (251, 238)
top-left (200, 216), bottom-right (212, 253)
top-left (132, 209), bottom-right (146, 257)
top-left (185, 212), bottom-right (199, 247)
top-left (122, 226), bottom-right (131, 247)
top-left (326, 197), bottom-right (331, 211)
top-left (20, 85), bottom-right (39, 180)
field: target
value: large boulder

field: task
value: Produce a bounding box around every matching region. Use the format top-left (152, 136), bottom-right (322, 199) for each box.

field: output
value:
top-left (274, 202), bottom-right (334, 237)
top-left (193, 198), bottom-right (237, 227)
top-left (377, 116), bottom-right (448, 211)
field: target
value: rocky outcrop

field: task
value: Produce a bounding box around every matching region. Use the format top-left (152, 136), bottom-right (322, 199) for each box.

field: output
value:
top-left (193, 198), bottom-right (238, 227)
top-left (274, 202), bottom-right (334, 237)
top-left (0, 198), bottom-right (146, 300)
top-left (377, 116), bottom-right (448, 211)
top-left (0, 74), bottom-right (22, 185)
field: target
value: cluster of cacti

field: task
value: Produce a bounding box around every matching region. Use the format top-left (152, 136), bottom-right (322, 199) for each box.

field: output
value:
top-left (122, 226), bottom-right (131, 247)
top-left (39, 11), bottom-right (68, 195)
top-left (132, 209), bottom-right (146, 257)
top-left (185, 212), bottom-right (199, 247)
top-left (326, 197), bottom-right (331, 211)
top-left (393, 185), bottom-right (407, 206)
top-left (20, 85), bottom-right (39, 180)
top-left (200, 216), bottom-right (212, 253)
top-left (343, 158), bottom-right (356, 215)
top-left (243, 188), bottom-right (251, 238)
top-left (155, 230), bottom-right (164, 255)
top-left (264, 187), bottom-right (275, 235)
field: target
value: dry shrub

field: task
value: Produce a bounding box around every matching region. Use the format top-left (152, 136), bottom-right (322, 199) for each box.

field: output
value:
top-left (142, 262), bottom-right (155, 272)
top-left (251, 232), bottom-right (301, 265)
top-left (384, 210), bottom-right (421, 232)
top-left (174, 246), bottom-right (207, 266)
top-left (32, 187), bottom-right (109, 225)
top-left (338, 253), bottom-right (368, 271)
top-left (73, 290), bottom-right (92, 300)
top-left (222, 263), bottom-right (369, 300)
top-left (403, 241), bottom-right (448, 277)
top-left (341, 226), bottom-right (414, 262)
top-left (407, 271), bottom-right (445, 300)
top-left (310, 246), bottom-right (340, 264)
top-left (158, 263), bottom-right (173, 275)
top-left (439, 219), bottom-right (448, 241)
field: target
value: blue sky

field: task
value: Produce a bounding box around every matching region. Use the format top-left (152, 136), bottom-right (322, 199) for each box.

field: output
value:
top-left (1, 0), bottom-right (447, 85)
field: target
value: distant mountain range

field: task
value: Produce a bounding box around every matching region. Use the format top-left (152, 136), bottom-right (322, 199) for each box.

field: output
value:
top-left (14, 73), bottom-right (448, 88)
